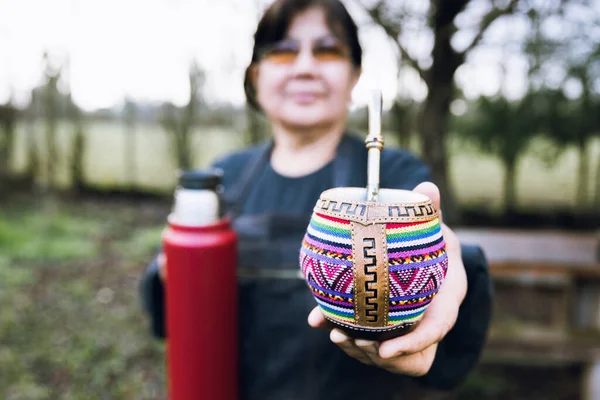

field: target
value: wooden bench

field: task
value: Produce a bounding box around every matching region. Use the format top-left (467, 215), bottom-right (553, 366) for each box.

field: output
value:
top-left (456, 229), bottom-right (600, 399)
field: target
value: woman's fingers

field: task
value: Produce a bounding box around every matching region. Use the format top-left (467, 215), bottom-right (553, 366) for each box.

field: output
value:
top-left (354, 339), bottom-right (379, 356)
top-left (412, 182), bottom-right (440, 212)
top-left (310, 311), bottom-right (440, 376)
top-left (356, 338), bottom-right (437, 377)
top-left (158, 253), bottom-right (167, 281)
top-left (307, 306), bottom-right (328, 329)
top-left (330, 329), bottom-right (374, 365)
top-left (378, 280), bottom-right (460, 359)
top-left (381, 345), bottom-right (438, 376)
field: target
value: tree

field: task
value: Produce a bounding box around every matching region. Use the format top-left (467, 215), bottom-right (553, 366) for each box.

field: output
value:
top-left (24, 89), bottom-right (41, 189)
top-left (362, 0), bottom-right (521, 219)
top-left (522, 5), bottom-right (600, 212)
top-left (0, 102), bottom-right (18, 182)
top-left (455, 92), bottom-right (541, 213)
top-left (244, 105), bottom-right (267, 146)
top-left (388, 97), bottom-right (416, 149)
top-left (42, 53), bottom-right (62, 191)
top-left (160, 62), bottom-right (205, 170)
top-left (123, 97), bottom-right (137, 189)
top-left (388, 60), bottom-right (419, 150)
top-left (595, 142), bottom-right (600, 212)
top-left (67, 93), bottom-right (86, 193)
top-left (540, 78), bottom-right (600, 213)
top-left (347, 106), bottom-right (368, 133)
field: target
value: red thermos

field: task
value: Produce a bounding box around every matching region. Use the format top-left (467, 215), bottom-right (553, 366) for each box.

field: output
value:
top-left (162, 170), bottom-right (238, 400)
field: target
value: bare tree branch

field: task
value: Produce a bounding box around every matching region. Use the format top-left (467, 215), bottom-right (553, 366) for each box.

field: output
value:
top-left (365, 2), bottom-right (427, 82)
top-left (461, 0), bottom-right (519, 55)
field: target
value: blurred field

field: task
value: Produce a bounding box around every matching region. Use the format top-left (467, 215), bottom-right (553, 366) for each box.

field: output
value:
top-left (0, 196), bottom-right (168, 399)
top-left (10, 121), bottom-right (600, 212)
top-left (10, 121), bottom-right (246, 192)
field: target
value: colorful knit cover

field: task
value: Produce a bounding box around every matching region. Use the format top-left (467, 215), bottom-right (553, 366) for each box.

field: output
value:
top-left (300, 193), bottom-right (448, 337)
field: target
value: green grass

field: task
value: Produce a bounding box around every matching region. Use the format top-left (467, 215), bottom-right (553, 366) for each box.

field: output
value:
top-left (0, 212), bottom-right (101, 262)
top-left (0, 198), bottom-right (167, 399)
top-left (116, 225), bottom-right (165, 263)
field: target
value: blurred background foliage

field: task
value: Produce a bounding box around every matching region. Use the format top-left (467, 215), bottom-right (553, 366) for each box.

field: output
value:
top-left (0, 0), bottom-right (599, 398)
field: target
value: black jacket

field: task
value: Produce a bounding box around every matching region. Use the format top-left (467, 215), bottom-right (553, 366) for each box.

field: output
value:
top-left (140, 134), bottom-right (492, 399)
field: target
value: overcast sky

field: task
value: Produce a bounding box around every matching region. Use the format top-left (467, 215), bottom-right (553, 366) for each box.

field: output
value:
top-left (0, 0), bottom-right (596, 111)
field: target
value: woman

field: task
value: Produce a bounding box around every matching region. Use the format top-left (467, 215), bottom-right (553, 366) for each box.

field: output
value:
top-left (141, 0), bottom-right (492, 398)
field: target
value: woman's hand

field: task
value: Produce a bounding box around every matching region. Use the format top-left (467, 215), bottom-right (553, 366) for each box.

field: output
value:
top-left (307, 182), bottom-right (468, 376)
top-left (157, 253), bottom-right (167, 281)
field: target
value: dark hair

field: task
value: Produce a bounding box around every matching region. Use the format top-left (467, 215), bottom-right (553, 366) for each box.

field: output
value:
top-left (244, 0), bottom-right (362, 111)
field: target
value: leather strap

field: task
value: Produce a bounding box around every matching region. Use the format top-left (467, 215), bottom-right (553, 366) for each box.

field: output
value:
top-left (351, 221), bottom-right (389, 327)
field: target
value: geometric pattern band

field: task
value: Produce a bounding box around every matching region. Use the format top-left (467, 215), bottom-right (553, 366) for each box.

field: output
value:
top-left (350, 221), bottom-right (389, 327)
top-left (314, 193), bottom-right (439, 224)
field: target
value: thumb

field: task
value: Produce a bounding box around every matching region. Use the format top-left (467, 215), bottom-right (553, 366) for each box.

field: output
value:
top-left (307, 306), bottom-right (328, 330)
top-left (412, 182), bottom-right (441, 216)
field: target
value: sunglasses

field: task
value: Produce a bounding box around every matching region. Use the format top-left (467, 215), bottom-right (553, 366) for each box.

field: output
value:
top-left (260, 37), bottom-right (349, 64)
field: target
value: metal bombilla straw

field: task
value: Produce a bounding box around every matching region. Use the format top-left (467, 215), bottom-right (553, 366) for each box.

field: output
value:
top-left (365, 89), bottom-right (384, 202)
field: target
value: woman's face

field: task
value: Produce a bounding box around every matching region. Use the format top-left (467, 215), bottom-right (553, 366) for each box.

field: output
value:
top-left (253, 7), bottom-right (360, 129)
